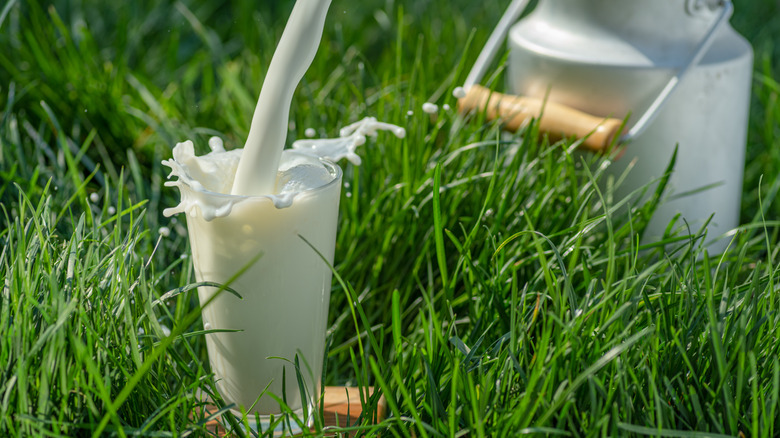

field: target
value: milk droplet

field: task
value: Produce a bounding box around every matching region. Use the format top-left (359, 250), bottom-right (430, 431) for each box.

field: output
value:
top-left (422, 102), bottom-right (438, 114)
top-left (89, 193), bottom-right (100, 203)
top-left (208, 137), bottom-right (225, 152)
top-left (305, 128), bottom-right (316, 138)
top-left (453, 87), bottom-right (467, 99)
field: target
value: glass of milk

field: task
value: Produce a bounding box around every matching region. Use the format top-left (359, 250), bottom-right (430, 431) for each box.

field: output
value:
top-left (168, 147), bottom-right (342, 432)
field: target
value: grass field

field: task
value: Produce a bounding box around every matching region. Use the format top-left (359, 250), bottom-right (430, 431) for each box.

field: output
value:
top-left (2, 0), bottom-right (780, 436)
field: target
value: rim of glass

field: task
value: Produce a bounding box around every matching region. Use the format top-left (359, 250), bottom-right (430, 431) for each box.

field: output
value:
top-left (180, 151), bottom-right (343, 202)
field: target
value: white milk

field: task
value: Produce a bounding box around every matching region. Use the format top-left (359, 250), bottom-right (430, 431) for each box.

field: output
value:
top-left (231, 0), bottom-right (333, 196)
top-left (164, 143), bottom-right (341, 418)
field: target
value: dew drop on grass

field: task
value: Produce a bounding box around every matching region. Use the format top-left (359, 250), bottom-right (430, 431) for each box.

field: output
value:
top-left (443, 104), bottom-right (451, 111)
top-left (407, 110), bottom-right (414, 116)
top-left (108, 206), bottom-right (116, 215)
top-left (89, 192), bottom-right (99, 203)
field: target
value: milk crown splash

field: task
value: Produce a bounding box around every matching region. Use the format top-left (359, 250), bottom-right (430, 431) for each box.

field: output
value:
top-left (163, 117), bottom-right (405, 220)
top-left (231, 0), bottom-right (332, 197)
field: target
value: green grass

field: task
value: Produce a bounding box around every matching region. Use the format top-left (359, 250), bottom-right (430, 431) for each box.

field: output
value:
top-left (2, 0), bottom-right (780, 436)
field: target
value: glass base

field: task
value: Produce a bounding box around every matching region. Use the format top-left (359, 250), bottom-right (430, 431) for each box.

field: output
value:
top-left (229, 405), bottom-right (314, 437)
top-left (194, 390), bottom-right (315, 436)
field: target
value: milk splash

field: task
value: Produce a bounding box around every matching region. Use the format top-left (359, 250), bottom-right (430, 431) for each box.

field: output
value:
top-left (163, 117), bottom-right (405, 220)
top-left (292, 117), bottom-right (406, 165)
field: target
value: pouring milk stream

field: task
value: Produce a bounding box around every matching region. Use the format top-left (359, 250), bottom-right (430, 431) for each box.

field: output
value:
top-left (232, 0), bottom-right (331, 197)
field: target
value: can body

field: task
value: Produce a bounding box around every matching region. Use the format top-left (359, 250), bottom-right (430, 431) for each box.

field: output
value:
top-left (507, 0), bottom-right (753, 252)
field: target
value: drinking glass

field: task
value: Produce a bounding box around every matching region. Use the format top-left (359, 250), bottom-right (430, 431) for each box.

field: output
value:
top-left (184, 153), bottom-right (342, 432)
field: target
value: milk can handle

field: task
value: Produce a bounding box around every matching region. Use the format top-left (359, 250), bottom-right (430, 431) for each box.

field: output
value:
top-left (462, 0), bottom-right (532, 90)
top-left (458, 0), bottom-right (734, 149)
top-left (622, 0), bottom-right (734, 142)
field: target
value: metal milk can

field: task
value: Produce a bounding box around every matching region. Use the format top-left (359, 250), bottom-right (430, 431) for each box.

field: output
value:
top-left (507, 0), bottom-right (753, 253)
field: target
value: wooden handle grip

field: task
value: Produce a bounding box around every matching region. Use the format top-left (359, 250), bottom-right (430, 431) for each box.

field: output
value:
top-left (458, 85), bottom-right (623, 153)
